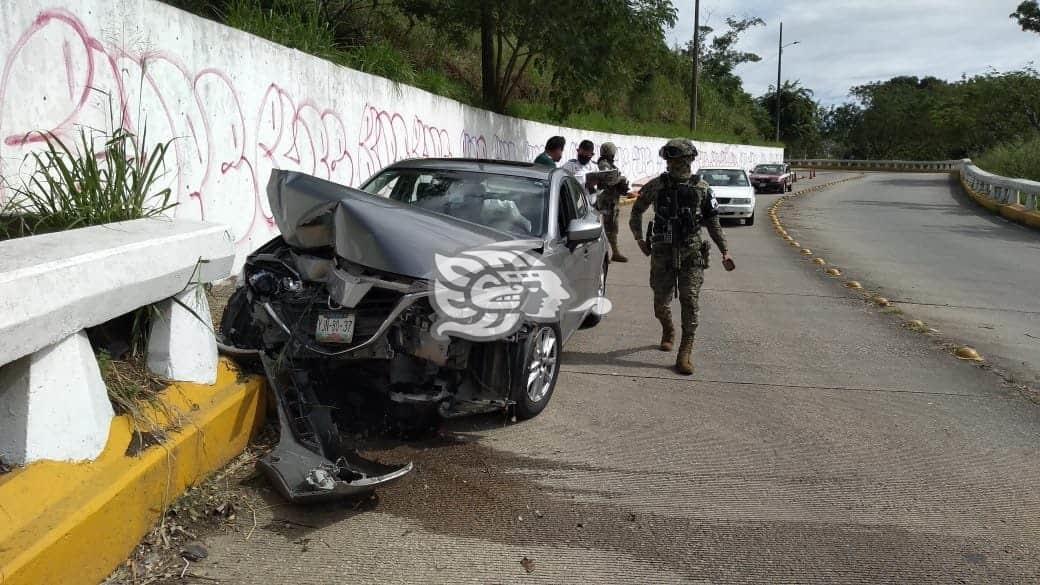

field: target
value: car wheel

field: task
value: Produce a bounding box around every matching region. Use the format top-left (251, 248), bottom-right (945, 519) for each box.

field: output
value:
top-left (514, 324), bottom-right (561, 419)
top-left (745, 212), bottom-right (755, 226)
top-left (581, 260), bottom-right (608, 328)
top-left (786, 181), bottom-right (793, 192)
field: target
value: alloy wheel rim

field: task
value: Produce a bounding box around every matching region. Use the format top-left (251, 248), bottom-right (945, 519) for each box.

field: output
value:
top-left (526, 327), bottom-right (558, 403)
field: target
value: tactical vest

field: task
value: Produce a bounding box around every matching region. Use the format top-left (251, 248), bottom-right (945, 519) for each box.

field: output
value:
top-left (650, 174), bottom-right (705, 246)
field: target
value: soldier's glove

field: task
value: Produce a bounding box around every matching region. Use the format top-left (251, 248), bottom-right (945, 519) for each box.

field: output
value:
top-left (637, 239), bottom-right (651, 256)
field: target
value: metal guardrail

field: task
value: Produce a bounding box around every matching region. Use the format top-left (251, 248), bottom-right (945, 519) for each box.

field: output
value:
top-left (786, 158), bottom-right (1039, 212)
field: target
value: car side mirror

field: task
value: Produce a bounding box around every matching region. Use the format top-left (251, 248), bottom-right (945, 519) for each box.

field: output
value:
top-left (567, 219), bottom-right (601, 243)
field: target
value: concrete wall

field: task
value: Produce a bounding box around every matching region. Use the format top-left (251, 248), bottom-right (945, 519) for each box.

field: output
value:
top-left (0, 1), bottom-right (783, 267)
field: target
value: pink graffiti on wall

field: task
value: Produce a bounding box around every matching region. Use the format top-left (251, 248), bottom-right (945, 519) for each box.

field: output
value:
top-left (0, 8), bottom-right (779, 257)
top-left (0, 9), bottom-right (463, 257)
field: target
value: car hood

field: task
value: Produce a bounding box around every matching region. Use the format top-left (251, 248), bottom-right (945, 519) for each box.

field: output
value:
top-left (267, 170), bottom-right (536, 279)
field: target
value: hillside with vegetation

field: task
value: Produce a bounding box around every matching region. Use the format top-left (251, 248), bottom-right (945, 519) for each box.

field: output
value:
top-left (162, 0), bottom-right (781, 147)
top-left (163, 0), bottom-right (1039, 180)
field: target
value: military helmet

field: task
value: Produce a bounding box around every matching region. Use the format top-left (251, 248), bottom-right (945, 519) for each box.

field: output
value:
top-left (600, 142), bottom-right (617, 158)
top-left (659, 138), bottom-right (698, 160)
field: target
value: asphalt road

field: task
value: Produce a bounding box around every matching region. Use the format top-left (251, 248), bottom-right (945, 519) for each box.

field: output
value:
top-left (164, 173), bottom-right (1040, 584)
top-left (785, 172), bottom-right (1040, 387)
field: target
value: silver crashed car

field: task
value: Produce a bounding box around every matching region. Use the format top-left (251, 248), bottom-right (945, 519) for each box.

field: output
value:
top-left (220, 159), bottom-right (609, 502)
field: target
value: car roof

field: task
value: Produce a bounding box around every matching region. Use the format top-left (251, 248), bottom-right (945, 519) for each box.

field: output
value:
top-left (699, 167), bottom-right (747, 171)
top-left (380, 158), bottom-right (556, 179)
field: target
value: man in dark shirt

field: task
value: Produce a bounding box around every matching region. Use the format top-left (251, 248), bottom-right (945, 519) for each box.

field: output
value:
top-left (534, 136), bottom-right (566, 167)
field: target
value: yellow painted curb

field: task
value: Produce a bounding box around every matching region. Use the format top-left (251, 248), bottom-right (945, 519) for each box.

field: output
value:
top-left (0, 359), bottom-right (266, 585)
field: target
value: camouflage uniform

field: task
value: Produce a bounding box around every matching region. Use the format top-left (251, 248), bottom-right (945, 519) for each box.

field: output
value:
top-left (596, 142), bottom-right (629, 262)
top-left (629, 139), bottom-right (729, 374)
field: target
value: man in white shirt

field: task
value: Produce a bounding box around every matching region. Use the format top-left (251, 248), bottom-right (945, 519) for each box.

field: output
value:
top-left (561, 140), bottom-right (598, 190)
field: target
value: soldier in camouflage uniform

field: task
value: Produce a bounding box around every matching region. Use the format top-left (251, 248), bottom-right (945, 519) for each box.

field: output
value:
top-left (629, 138), bottom-right (733, 375)
top-left (596, 142), bottom-right (630, 262)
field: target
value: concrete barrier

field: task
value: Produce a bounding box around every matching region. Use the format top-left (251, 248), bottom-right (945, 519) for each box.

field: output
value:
top-left (0, 218), bottom-right (234, 465)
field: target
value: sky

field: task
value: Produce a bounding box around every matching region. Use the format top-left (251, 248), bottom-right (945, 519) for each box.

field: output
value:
top-left (665, 0), bottom-right (1040, 106)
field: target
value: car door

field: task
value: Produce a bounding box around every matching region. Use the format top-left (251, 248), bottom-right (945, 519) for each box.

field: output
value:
top-left (542, 175), bottom-right (586, 338)
top-left (562, 176), bottom-right (604, 329)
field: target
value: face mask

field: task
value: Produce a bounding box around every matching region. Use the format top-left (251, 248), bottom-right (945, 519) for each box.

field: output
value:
top-left (578, 154), bottom-right (593, 165)
top-left (666, 157), bottom-right (693, 179)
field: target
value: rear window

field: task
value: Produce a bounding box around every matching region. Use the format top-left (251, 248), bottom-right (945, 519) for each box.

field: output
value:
top-left (701, 170), bottom-right (749, 187)
top-left (362, 169), bottom-right (549, 237)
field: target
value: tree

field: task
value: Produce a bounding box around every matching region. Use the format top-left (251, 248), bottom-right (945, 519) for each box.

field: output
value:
top-left (398, 0), bottom-right (676, 114)
top-left (1011, 1), bottom-right (1040, 33)
top-left (757, 81), bottom-right (822, 157)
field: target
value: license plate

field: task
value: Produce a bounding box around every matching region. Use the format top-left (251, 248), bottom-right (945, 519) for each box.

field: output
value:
top-left (315, 313), bottom-right (355, 344)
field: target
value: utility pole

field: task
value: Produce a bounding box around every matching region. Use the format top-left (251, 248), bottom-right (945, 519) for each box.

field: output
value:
top-left (689, 0), bottom-right (701, 131)
top-left (775, 22), bottom-right (800, 143)
top-left (775, 21), bottom-right (783, 142)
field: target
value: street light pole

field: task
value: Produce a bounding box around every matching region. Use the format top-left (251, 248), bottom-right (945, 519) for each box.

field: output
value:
top-left (775, 21), bottom-right (783, 142)
top-left (774, 23), bottom-right (800, 143)
top-left (690, 0), bottom-right (701, 132)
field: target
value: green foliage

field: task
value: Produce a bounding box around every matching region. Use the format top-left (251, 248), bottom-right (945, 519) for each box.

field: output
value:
top-left (0, 126), bottom-right (176, 240)
top-left (975, 134), bottom-right (1040, 182)
top-left (165, 0), bottom-right (781, 147)
top-left (1012, 1), bottom-right (1040, 33)
top-left (224, 0), bottom-right (341, 62)
top-left (824, 70), bottom-right (1040, 161)
top-left (758, 82), bottom-right (823, 157)
top-left (344, 41), bottom-right (417, 84)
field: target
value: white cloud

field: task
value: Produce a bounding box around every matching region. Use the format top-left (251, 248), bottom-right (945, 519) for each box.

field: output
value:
top-left (666, 0), bottom-right (1040, 105)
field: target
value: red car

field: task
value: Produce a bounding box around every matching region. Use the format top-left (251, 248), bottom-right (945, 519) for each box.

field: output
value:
top-left (749, 163), bottom-right (795, 193)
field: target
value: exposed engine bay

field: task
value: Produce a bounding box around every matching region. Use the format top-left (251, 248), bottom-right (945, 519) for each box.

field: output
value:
top-left (220, 170), bottom-right (551, 502)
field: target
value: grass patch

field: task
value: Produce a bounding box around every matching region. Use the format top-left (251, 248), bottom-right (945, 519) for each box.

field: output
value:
top-left (975, 134), bottom-right (1040, 183)
top-left (97, 350), bottom-right (179, 443)
top-left (223, 0), bottom-right (341, 62)
top-left (0, 125), bottom-right (175, 240)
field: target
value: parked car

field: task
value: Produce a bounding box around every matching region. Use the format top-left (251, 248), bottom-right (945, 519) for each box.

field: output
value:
top-left (220, 160), bottom-right (609, 502)
top-left (699, 167), bottom-right (756, 225)
top-left (749, 163), bottom-right (795, 193)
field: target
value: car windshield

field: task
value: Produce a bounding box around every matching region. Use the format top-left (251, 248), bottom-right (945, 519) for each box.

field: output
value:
top-left (362, 169), bottom-right (549, 237)
top-left (701, 170), bottom-right (749, 187)
top-left (753, 164), bottom-right (784, 174)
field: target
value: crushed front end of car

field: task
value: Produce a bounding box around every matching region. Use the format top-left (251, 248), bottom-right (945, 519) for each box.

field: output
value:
top-left (220, 170), bottom-right (538, 502)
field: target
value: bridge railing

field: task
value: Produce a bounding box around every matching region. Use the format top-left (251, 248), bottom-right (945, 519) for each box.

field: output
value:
top-left (787, 158), bottom-right (1040, 212)
top-left (787, 159), bottom-right (964, 172)
top-left (961, 161), bottom-right (1040, 211)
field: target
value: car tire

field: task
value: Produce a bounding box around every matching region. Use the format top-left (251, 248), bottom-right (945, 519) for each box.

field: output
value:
top-left (745, 212), bottom-right (755, 226)
top-left (786, 182), bottom-right (793, 192)
top-left (514, 324), bottom-right (561, 420)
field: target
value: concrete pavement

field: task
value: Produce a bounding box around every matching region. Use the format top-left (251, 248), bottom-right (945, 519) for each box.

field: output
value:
top-left (151, 173), bottom-right (1040, 584)
top-left (784, 172), bottom-right (1040, 388)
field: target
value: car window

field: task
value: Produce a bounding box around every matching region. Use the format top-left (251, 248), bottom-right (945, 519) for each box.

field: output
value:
top-left (557, 180), bottom-right (578, 238)
top-left (361, 169), bottom-right (549, 237)
top-left (753, 164), bottom-right (784, 174)
top-left (701, 170), bottom-right (750, 187)
top-left (563, 178), bottom-right (588, 217)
